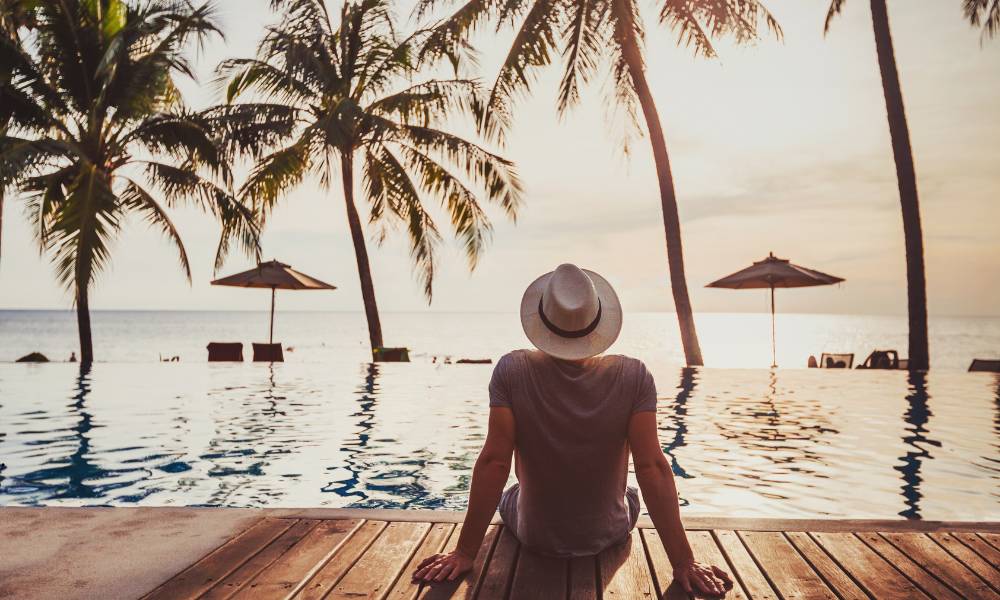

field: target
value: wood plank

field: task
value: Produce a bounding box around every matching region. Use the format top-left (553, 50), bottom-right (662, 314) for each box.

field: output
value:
top-left (292, 520), bottom-right (387, 600)
top-left (385, 523), bottom-right (454, 600)
top-left (599, 530), bottom-right (655, 599)
top-left (643, 529), bottom-right (740, 600)
top-left (981, 533), bottom-right (1000, 552)
top-left (420, 524), bottom-right (501, 600)
top-left (954, 532), bottom-right (1000, 566)
top-left (852, 532), bottom-right (961, 600)
top-left (927, 532), bottom-right (1000, 593)
top-left (882, 532), bottom-right (996, 598)
top-left (714, 530), bottom-right (777, 600)
top-left (473, 527), bottom-right (519, 600)
top-left (233, 519), bottom-right (362, 599)
top-left (738, 531), bottom-right (836, 599)
top-left (327, 521), bottom-right (430, 600)
top-left (568, 556), bottom-right (597, 600)
top-left (688, 531), bottom-right (750, 600)
top-left (810, 532), bottom-right (929, 600)
top-left (509, 548), bottom-right (566, 599)
top-left (783, 532), bottom-right (869, 600)
top-left (203, 519), bottom-right (320, 600)
top-left (640, 529), bottom-right (688, 600)
top-left (145, 518), bottom-right (295, 600)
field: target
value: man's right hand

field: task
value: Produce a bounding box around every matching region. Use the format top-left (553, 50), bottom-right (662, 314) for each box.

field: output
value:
top-left (674, 560), bottom-right (733, 597)
top-left (411, 551), bottom-right (474, 583)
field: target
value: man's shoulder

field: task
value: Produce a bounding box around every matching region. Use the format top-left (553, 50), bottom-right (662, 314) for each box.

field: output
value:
top-left (602, 353), bottom-right (647, 369)
top-left (497, 349), bottom-right (542, 368)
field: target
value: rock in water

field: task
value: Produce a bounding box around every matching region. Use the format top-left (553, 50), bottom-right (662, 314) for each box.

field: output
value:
top-left (16, 352), bottom-right (49, 363)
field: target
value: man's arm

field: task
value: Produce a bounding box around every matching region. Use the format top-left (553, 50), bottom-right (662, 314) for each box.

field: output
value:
top-left (628, 411), bottom-right (731, 596)
top-left (413, 406), bottom-right (515, 582)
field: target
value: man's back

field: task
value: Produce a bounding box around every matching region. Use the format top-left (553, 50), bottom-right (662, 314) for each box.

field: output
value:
top-left (489, 349), bottom-right (657, 556)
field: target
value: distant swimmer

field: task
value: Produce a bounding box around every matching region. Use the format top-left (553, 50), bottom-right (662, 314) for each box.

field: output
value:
top-left (69, 352), bottom-right (77, 363)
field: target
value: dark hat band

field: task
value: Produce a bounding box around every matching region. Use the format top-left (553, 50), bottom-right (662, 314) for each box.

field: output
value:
top-left (538, 297), bottom-right (602, 339)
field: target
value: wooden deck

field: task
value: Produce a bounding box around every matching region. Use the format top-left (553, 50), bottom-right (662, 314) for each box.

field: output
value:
top-left (144, 512), bottom-right (1000, 599)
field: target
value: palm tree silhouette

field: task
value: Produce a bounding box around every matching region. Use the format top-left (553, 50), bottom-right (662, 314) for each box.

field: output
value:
top-left (0, 0), bottom-right (259, 364)
top-left (418, 0), bottom-right (781, 366)
top-left (825, 0), bottom-right (928, 370)
top-left (220, 0), bottom-right (522, 358)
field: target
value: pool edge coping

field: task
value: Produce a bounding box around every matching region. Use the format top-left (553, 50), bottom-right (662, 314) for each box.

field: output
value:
top-left (3, 506), bottom-right (998, 532)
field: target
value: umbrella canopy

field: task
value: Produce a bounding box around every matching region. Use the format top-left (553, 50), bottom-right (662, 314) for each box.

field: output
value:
top-left (211, 260), bottom-right (337, 290)
top-left (707, 253), bottom-right (844, 367)
top-left (212, 260), bottom-right (337, 343)
top-left (706, 253), bottom-right (843, 290)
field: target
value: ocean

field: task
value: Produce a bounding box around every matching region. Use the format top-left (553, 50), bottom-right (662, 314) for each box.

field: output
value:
top-left (1, 310), bottom-right (998, 370)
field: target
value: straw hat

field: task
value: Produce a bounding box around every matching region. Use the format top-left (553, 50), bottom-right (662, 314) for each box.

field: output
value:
top-left (520, 264), bottom-right (623, 360)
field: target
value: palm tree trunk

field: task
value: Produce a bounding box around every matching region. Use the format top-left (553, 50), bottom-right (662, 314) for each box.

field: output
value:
top-left (76, 283), bottom-right (93, 366)
top-left (341, 152), bottom-right (385, 357)
top-left (870, 0), bottom-right (929, 370)
top-left (615, 1), bottom-right (704, 366)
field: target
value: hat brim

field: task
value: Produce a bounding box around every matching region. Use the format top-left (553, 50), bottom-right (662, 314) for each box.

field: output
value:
top-left (520, 269), bottom-right (623, 360)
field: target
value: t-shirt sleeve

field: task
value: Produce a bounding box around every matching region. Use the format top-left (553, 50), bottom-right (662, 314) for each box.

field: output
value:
top-left (632, 360), bottom-right (658, 414)
top-left (488, 353), bottom-right (515, 408)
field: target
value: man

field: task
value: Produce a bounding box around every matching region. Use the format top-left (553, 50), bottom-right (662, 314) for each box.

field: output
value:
top-left (413, 264), bottom-right (732, 596)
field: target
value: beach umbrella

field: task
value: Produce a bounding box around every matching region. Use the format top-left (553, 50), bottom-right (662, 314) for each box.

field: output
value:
top-left (707, 252), bottom-right (844, 367)
top-left (211, 260), bottom-right (337, 343)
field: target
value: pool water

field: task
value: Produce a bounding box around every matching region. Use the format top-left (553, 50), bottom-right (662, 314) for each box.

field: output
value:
top-left (0, 362), bottom-right (997, 520)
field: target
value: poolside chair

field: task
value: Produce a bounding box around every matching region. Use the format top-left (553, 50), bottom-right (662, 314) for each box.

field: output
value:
top-left (207, 342), bottom-right (243, 362)
top-left (252, 343), bottom-right (284, 362)
top-left (373, 347), bottom-right (410, 362)
top-left (857, 350), bottom-right (900, 370)
top-left (819, 353), bottom-right (854, 369)
top-left (969, 359), bottom-right (1000, 372)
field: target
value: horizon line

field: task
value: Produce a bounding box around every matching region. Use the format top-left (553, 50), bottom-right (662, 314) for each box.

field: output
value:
top-left (0, 308), bottom-right (998, 319)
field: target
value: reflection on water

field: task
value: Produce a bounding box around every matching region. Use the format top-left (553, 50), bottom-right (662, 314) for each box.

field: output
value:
top-left (0, 363), bottom-right (998, 519)
top-left (895, 372), bottom-right (940, 519)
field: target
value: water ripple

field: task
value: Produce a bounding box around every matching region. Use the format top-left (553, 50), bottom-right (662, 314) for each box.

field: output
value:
top-left (0, 362), bottom-right (997, 519)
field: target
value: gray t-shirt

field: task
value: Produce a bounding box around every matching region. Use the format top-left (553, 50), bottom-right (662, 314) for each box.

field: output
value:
top-left (489, 349), bottom-right (658, 557)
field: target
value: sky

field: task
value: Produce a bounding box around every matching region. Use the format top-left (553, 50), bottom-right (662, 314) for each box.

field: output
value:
top-left (0, 0), bottom-right (998, 317)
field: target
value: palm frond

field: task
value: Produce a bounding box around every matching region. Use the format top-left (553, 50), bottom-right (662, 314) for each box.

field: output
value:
top-left (238, 134), bottom-right (315, 217)
top-left (824, 0), bottom-right (847, 34)
top-left (558, 0), bottom-right (607, 113)
top-left (366, 78), bottom-right (484, 125)
top-left (396, 144), bottom-right (492, 270)
top-left (481, 0), bottom-right (561, 142)
top-left (363, 144), bottom-right (441, 300)
top-left (964, 0), bottom-right (1000, 40)
top-left (390, 121), bottom-right (522, 219)
top-left (119, 176), bottom-right (192, 282)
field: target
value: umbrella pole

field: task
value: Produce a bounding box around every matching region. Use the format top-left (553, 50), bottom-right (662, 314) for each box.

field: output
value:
top-left (770, 285), bottom-right (777, 368)
top-left (269, 287), bottom-right (275, 344)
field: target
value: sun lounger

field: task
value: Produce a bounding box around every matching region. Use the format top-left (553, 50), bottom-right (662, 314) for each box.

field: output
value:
top-left (819, 353), bottom-right (854, 369)
top-left (373, 347), bottom-right (410, 362)
top-left (252, 343), bottom-right (284, 362)
top-left (857, 350), bottom-right (902, 370)
top-left (969, 359), bottom-right (1000, 372)
top-left (207, 342), bottom-right (243, 362)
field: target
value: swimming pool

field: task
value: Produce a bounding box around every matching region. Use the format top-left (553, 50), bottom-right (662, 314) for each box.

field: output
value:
top-left (0, 362), bottom-right (997, 520)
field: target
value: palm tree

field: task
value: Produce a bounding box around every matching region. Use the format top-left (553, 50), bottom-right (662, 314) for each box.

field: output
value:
top-left (826, 1), bottom-right (929, 370)
top-left (964, 0), bottom-right (1000, 39)
top-left (220, 0), bottom-right (522, 359)
top-left (417, 0), bottom-right (780, 366)
top-left (0, 0), bottom-right (259, 365)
